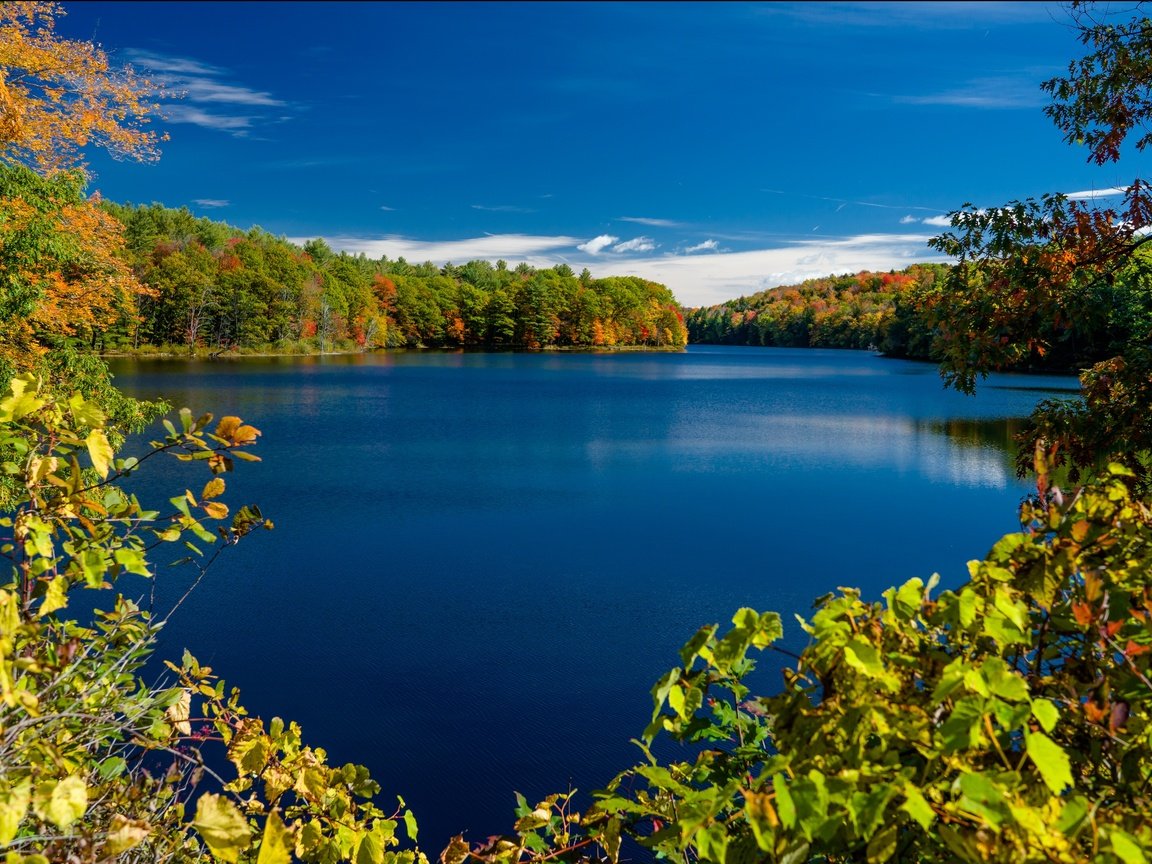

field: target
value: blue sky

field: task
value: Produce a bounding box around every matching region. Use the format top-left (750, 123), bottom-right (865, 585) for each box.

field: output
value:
top-left (63, 1), bottom-right (1148, 306)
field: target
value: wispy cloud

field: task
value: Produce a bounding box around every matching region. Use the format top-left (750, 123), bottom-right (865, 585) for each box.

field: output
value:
top-left (895, 75), bottom-right (1044, 109)
top-left (471, 204), bottom-right (535, 213)
top-left (613, 236), bottom-right (657, 253)
top-left (127, 48), bottom-right (287, 137)
top-left (379, 205), bottom-right (397, 211)
top-left (578, 234), bottom-right (619, 255)
top-left (618, 216), bottom-right (682, 227)
top-left (921, 214), bottom-right (953, 227)
top-left (1063, 186), bottom-right (1128, 200)
top-left (762, 2), bottom-right (1054, 30)
top-left (193, 198), bottom-right (229, 208)
top-left (162, 105), bottom-right (252, 132)
top-left (684, 239), bottom-right (719, 254)
top-left (899, 215), bottom-right (918, 224)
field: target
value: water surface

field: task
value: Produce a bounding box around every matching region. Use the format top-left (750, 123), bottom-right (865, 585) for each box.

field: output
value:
top-left (107, 346), bottom-right (1079, 847)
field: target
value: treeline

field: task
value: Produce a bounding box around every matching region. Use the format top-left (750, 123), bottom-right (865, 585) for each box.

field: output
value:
top-left (95, 202), bottom-right (688, 353)
top-left (685, 260), bottom-right (1151, 373)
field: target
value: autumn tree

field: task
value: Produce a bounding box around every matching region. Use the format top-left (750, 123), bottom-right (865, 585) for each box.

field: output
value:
top-left (0, 1), bottom-right (162, 173)
top-left (927, 1), bottom-right (1152, 482)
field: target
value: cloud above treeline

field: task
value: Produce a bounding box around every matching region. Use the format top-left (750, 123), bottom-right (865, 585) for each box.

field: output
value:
top-left (312, 231), bottom-right (950, 307)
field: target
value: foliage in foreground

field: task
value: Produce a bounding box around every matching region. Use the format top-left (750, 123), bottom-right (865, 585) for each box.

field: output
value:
top-left (0, 377), bottom-right (424, 864)
top-left (6, 369), bottom-right (1151, 863)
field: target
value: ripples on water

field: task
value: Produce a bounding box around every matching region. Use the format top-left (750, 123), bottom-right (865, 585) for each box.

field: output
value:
top-left (107, 346), bottom-right (1078, 848)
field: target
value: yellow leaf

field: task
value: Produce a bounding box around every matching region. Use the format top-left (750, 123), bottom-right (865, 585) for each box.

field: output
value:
top-left (105, 815), bottom-right (150, 854)
top-left (193, 793), bottom-right (251, 863)
top-left (38, 575), bottom-right (68, 617)
top-left (202, 477), bottom-right (226, 500)
top-left (166, 689), bottom-right (192, 736)
top-left (203, 501), bottom-right (229, 520)
top-left (33, 775), bottom-right (87, 829)
top-left (0, 778), bottom-right (30, 844)
top-left (256, 811), bottom-right (295, 864)
top-left (85, 429), bottom-right (113, 479)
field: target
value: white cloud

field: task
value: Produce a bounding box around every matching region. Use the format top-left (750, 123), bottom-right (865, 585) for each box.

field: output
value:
top-left (125, 50), bottom-right (222, 77)
top-left (302, 233), bottom-right (581, 264)
top-left (379, 205), bottom-right (396, 211)
top-left (193, 198), bottom-right (229, 208)
top-left (177, 78), bottom-right (284, 107)
top-left (899, 215), bottom-right (918, 224)
top-left (578, 234), bottom-right (619, 255)
top-left (896, 75), bottom-right (1044, 109)
top-left (921, 214), bottom-right (953, 227)
top-left (1063, 186), bottom-right (1128, 200)
top-left (613, 236), bottom-right (657, 253)
top-left (163, 105), bottom-right (253, 132)
top-left (619, 216), bottom-right (681, 227)
top-left (472, 204), bottom-right (535, 213)
top-left (684, 239), bottom-right (719, 253)
top-left (312, 231), bottom-right (949, 307)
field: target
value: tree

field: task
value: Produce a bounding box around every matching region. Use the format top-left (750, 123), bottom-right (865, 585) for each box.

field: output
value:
top-left (927, 1), bottom-right (1152, 483)
top-left (0, 1), bottom-right (162, 173)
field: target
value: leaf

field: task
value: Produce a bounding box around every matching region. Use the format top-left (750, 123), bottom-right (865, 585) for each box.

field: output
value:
top-left (256, 811), bottom-right (294, 864)
top-left (106, 815), bottom-right (151, 855)
top-left (679, 624), bottom-right (717, 667)
top-left (0, 778), bottom-right (30, 844)
top-left (1025, 731), bottom-right (1073, 794)
top-left (866, 822), bottom-right (897, 864)
top-left (1108, 829), bottom-right (1147, 864)
top-left (193, 793), bottom-right (252, 863)
top-left (166, 689), bottom-right (192, 736)
top-left (85, 429), bottom-right (113, 479)
top-left (1031, 699), bottom-right (1060, 733)
top-left (38, 775), bottom-right (87, 829)
top-left (900, 784), bottom-right (934, 830)
top-left (773, 774), bottom-right (796, 829)
top-left (39, 575), bottom-right (68, 616)
top-left (402, 809), bottom-right (418, 843)
top-left (202, 477), bottom-right (226, 500)
top-left (440, 834), bottom-right (471, 864)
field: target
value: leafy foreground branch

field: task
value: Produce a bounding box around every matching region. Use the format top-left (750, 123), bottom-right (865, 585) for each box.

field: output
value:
top-left (2, 372), bottom-right (1151, 863)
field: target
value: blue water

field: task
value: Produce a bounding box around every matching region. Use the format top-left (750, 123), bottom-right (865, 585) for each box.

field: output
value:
top-left (106, 346), bottom-right (1078, 848)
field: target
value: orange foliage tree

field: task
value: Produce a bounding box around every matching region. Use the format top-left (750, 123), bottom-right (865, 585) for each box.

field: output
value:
top-left (0, 2), bottom-right (163, 369)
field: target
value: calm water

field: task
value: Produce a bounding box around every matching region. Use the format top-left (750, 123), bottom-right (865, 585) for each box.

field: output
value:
top-left (106, 346), bottom-right (1077, 848)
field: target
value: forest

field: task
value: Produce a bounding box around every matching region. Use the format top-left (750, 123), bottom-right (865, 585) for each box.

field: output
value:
top-left (685, 258), bottom-right (1152, 378)
top-left (4, 1), bottom-right (1152, 863)
top-left (87, 202), bottom-right (688, 354)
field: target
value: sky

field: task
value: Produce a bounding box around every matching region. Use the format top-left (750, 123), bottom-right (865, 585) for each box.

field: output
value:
top-left (59, 1), bottom-right (1150, 307)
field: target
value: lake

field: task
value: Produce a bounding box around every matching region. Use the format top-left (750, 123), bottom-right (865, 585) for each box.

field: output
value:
top-left (106, 346), bottom-right (1078, 849)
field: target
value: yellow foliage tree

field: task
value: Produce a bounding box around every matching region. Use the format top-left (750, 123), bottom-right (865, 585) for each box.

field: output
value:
top-left (0, 0), bottom-right (162, 173)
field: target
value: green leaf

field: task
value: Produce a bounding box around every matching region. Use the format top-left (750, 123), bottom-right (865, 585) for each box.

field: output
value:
top-left (194, 793), bottom-right (252, 863)
top-left (1031, 699), bottom-right (1060, 733)
top-left (900, 784), bottom-right (934, 830)
top-left (773, 775), bottom-right (796, 829)
top-left (679, 624), bottom-right (717, 667)
top-left (402, 809), bottom-right (418, 843)
top-left (1108, 829), bottom-right (1147, 864)
top-left (1025, 731), bottom-right (1073, 794)
top-left (866, 822), bottom-right (897, 864)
